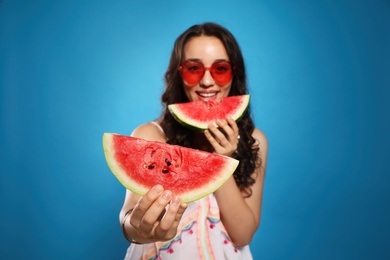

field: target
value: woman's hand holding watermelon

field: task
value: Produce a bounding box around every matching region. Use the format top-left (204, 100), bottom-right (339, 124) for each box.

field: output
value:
top-left (123, 185), bottom-right (188, 244)
top-left (204, 116), bottom-right (240, 157)
top-left (132, 185), bottom-right (188, 241)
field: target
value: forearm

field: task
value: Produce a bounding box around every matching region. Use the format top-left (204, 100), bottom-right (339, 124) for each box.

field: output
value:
top-left (214, 177), bottom-right (259, 246)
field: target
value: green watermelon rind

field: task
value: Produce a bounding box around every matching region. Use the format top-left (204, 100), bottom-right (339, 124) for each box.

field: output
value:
top-left (102, 133), bottom-right (239, 203)
top-left (103, 133), bottom-right (147, 195)
top-left (168, 94), bottom-right (250, 131)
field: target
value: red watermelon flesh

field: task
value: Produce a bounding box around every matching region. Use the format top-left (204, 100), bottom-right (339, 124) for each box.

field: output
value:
top-left (103, 133), bottom-right (239, 203)
top-left (168, 94), bottom-right (250, 131)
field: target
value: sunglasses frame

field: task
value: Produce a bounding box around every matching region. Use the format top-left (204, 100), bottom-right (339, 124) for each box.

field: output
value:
top-left (179, 60), bottom-right (235, 86)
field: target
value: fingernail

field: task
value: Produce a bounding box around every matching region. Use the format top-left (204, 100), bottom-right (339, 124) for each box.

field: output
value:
top-left (153, 185), bottom-right (163, 193)
top-left (162, 190), bottom-right (171, 199)
top-left (172, 196), bottom-right (180, 205)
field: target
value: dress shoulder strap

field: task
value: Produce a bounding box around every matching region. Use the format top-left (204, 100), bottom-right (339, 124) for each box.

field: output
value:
top-left (150, 121), bottom-right (165, 135)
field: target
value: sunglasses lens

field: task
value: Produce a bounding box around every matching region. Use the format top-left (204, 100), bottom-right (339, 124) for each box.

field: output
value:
top-left (180, 61), bottom-right (204, 85)
top-left (210, 62), bottom-right (233, 85)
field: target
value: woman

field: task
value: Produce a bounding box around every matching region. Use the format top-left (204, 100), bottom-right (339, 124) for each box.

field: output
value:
top-left (120, 22), bottom-right (268, 259)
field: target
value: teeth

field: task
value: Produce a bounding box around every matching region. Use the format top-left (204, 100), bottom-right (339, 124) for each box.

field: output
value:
top-left (199, 93), bottom-right (217, 98)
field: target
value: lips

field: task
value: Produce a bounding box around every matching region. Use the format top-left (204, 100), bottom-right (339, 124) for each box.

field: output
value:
top-left (196, 91), bottom-right (219, 102)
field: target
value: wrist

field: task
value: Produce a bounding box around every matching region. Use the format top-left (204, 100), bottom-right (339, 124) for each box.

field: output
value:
top-left (121, 208), bottom-right (142, 244)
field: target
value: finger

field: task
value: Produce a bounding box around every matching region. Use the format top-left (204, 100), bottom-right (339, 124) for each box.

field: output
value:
top-left (208, 122), bottom-right (228, 145)
top-left (204, 128), bottom-right (221, 148)
top-left (155, 196), bottom-right (181, 236)
top-left (168, 203), bottom-right (188, 234)
top-left (156, 198), bottom-right (188, 239)
top-left (140, 190), bottom-right (172, 234)
top-left (173, 204), bottom-right (188, 231)
top-left (216, 119), bottom-right (235, 142)
top-left (226, 116), bottom-right (239, 140)
top-left (175, 203), bottom-right (188, 223)
top-left (131, 185), bottom-right (164, 228)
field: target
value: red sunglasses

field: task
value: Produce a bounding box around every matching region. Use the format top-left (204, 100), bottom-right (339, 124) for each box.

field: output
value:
top-left (179, 60), bottom-right (235, 86)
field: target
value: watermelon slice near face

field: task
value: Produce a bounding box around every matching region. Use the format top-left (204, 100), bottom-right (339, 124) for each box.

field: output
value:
top-left (168, 94), bottom-right (250, 131)
top-left (103, 133), bottom-right (239, 203)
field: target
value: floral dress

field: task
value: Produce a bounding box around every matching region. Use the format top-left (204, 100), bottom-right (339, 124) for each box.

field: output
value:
top-left (124, 194), bottom-right (253, 260)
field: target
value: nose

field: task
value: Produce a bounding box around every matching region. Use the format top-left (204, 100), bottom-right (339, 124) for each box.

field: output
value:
top-left (199, 69), bottom-right (215, 87)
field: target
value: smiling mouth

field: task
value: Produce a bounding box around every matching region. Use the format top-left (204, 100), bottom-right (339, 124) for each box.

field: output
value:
top-left (196, 92), bottom-right (219, 103)
top-left (197, 92), bottom-right (218, 99)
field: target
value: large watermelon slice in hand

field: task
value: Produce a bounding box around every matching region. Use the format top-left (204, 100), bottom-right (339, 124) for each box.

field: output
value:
top-left (168, 94), bottom-right (250, 131)
top-left (103, 133), bottom-right (239, 203)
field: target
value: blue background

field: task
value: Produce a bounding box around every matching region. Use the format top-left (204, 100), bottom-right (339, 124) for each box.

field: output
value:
top-left (1, 0), bottom-right (389, 259)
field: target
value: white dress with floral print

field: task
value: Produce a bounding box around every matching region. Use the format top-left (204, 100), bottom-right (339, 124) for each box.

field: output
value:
top-left (124, 194), bottom-right (253, 260)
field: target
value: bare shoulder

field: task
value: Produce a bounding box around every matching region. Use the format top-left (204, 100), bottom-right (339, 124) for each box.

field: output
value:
top-left (250, 128), bottom-right (268, 185)
top-left (130, 121), bottom-right (167, 142)
top-left (252, 128), bottom-right (268, 169)
top-left (252, 128), bottom-right (268, 150)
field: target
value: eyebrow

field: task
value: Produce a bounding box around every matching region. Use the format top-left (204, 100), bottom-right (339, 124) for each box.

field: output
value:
top-left (185, 58), bottom-right (202, 62)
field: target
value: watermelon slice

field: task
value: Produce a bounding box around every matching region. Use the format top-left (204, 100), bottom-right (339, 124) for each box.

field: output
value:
top-left (168, 94), bottom-right (250, 131)
top-left (103, 133), bottom-right (239, 203)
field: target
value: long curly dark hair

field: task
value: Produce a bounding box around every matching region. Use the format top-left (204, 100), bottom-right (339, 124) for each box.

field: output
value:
top-left (160, 22), bottom-right (260, 196)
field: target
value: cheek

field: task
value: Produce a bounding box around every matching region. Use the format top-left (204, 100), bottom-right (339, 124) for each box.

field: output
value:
top-left (183, 84), bottom-right (195, 101)
top-left (220, 83), bottom-right (232, 96)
